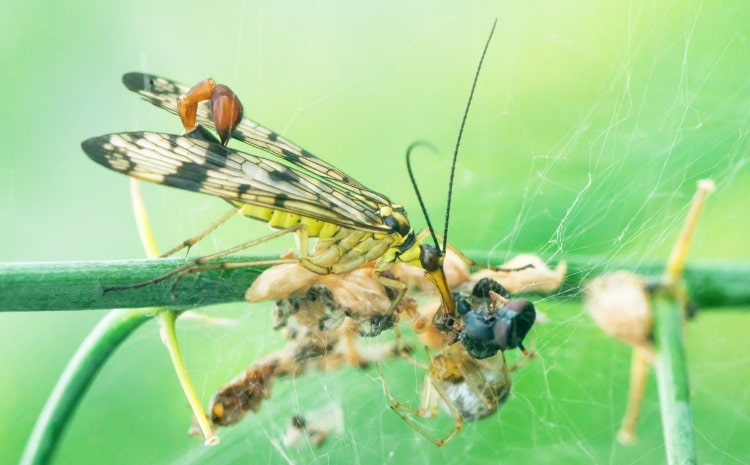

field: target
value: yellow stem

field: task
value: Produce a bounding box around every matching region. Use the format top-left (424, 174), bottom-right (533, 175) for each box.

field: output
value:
top-left (617, 348), bottom-right (650, 444)
top-left (159, 311), bottom-right (219, 445)
top-left (664, 179), bottom-right (715, 285)
top-left (129, 178), bottom-right (160, 259)
top-left (128, 179), bottom-right (218, 445)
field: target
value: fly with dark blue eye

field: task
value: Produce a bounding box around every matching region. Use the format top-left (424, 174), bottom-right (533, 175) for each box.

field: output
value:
top-left (457, 277), bottom-right (537, 360)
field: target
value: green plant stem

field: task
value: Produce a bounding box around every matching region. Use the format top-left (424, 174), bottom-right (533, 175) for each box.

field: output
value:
top-left (19, 308), bottom-right (152, 465)
top-left (1, 258), bottom-right (748, 312)
top-left (0, 257), bottom-right (268, 311)
top-left (652, 290), bottom-right (697, 465)
top-left (649, 180), bottom-right (711, 465)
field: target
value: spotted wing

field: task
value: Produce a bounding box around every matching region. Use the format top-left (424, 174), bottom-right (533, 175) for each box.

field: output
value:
top-left (81, 129), bottom-right (392, 234)
top-left (122, 72), bottom-right (391, 207)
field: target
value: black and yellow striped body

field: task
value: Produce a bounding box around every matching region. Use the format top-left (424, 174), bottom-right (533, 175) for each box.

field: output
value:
top-left (234, 199), bottom-right (422, 276)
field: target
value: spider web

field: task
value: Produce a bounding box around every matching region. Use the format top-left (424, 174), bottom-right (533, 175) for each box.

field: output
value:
top-left (158, 3), bottom-right (749, 464)
top-left (2, 1), bottom-right (749, 465)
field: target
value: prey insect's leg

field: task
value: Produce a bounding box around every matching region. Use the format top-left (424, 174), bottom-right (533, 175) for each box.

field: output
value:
top-left (339, 318), bottom-right (366, 367)
top-left (507, 344), bottom-right (536, 373)
top-left (432, 231), bottom-right (535, 273)
top-left (385, 373), bottom-right (440, 419)
top-left (392, 328), bottom-right (428, 368)
top-left (160, 207), bottom-right (239, 258)
top-left (378, 346), bottom-right (436, 418)
top-left (377, 359), bottom-right (463, 447)
top-left (423, 380), bottom-right (466, 446)
top-left (461, 352), bottom-right (510, 410)
top-left (103, 225), bottom-right (305, 294)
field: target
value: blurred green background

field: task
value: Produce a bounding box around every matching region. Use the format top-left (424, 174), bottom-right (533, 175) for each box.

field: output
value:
top-left (2, 1), bottom-right (749, 464)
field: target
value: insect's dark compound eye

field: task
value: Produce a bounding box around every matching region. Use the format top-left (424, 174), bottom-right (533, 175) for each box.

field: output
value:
top-left (459, 294), bottom-right (537, 359)
top-left (502, 299), bottom-right (536, 352)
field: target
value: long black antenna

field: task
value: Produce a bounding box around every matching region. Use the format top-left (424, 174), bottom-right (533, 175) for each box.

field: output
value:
top-left (442, 19), bottom-right (497, 253)
top-left (406, 141), bottom-right (441, 249)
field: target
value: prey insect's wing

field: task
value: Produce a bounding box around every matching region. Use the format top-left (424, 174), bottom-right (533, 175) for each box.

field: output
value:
top-left (81, 129), bottom-right (392, 233)
top-left (122, 72), bottom-right (390, 207)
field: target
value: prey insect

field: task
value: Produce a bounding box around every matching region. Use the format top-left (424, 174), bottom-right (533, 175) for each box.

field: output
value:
top-left (381, 343), bottom-right (512, 447)
top-left (457, 277), bottom-right (536, 360)
top-left (202, 265), bottom-right (413, 430)
top-left (380, 277), bottom-right (535, 446)
top-left (371, 20), bottom-right (541, 446)
top-left (82, 75), bottom-right (455, 325)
